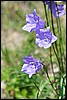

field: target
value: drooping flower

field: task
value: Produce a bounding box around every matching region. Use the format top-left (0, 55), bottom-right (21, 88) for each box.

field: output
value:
top-left (35, 26), bottom-right (57, 49)
top-left (21, 55), bottom-right (42, 78)
top-left (45, 1), bottom-right (65, 18)
top-left (22, 9), bottom-right (45, 32)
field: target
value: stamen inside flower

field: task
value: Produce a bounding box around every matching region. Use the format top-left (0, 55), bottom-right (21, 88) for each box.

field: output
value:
top-left (29, 62), bottom-right (35, 65)
top-left (29, 62), bottom-right (37, 69)
top-left (44, 34), bottom-right (52, 43)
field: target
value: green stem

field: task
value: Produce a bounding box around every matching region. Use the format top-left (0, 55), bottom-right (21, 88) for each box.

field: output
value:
top-left (43, 2), bottom-right (49, 26)
top-left (50, 47), bottom-right (55, 80)
top-left (43, 2), bottom-right (59, 94)
top-left (56, 2), bottom-right (64, 73)
top-left (33, 82), bottom-right (40, 99)
top-left (50, 1), bottom-right (58, 55)
top-left (49, 1), bottom-right (62, 74)
top-left (52, 44), bottom-right (60, 71)
top-left (43, 1), bottom-right (60, 70)
top-left (43, 1), bottom-right (55, 80)
top-left (46, 71), bottom-right (58, 95)
top-left (43, 1), bottom-right (61, 80)
top-left (42, 63), bottom-right (59, 95)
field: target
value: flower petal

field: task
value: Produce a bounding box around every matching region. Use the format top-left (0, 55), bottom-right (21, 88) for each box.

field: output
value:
top-left (22, 9), bottom-right (45, 32)
top-left (36, 38), bottom-right (52, 49)
top-left (22, 23), bottom-right (36, 32)
top-left (51, 34), bottom-right (58, 43)
top-left (26, 14), bottom-right (36, 24)
top-left (29, 74), bottom-right (33, 78)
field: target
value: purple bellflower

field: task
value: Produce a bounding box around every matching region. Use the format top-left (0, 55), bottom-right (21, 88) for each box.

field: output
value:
top-left (22, 9), bottom-right (45, 32)
top-left (21, 56), bottom-right (42, 78)
top-left (35, 26), bottom-right (57, 49)
top-left (45, 1), bottom-right (65, 18)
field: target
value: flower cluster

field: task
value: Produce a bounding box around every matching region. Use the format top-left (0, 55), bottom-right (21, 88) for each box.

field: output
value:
top-left (21, 9), bottom-right (57, 78)
top-left (21, 1), bottom-right (65, 78)
top-left (22, 9), bottom-right (57, 49)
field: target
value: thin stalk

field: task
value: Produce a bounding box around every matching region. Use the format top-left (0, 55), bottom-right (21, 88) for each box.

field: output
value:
top-left (33, 82), bottom-right (40, 99)
top-left (42, 63), bottom-right (59, 95)
top-left (56, 18), bottom-right (63, 72)
top-left (56, 2), bottom-right (64, 73)
top-left (43, 2), bottom-right (62, 96)
top-left (52, 44), bottom-right (61, 71)
top-left (56, 18), bottom-right (61, 58)
top-left (43, 2), bottom-right (60, 65)
top-left (43, 2), bottom-right (55, 80)
top-left (50, 2), bottom-right (59, 55)
top-left (50, 1), bottom-right (58, 57)
top-left (37, 73), bottom-right (56, 95)
top-left (50, 1), bottom-right (62, 73)
top-left (59, 18), bottom-right (64, 72)
top-left (46, 71), bottom-right (59, 95)
top-left (56, 2), bottom-right (65, 58)
top-left (50, 47), bottom-right (55, 80)
top-left (44, 3), bottom-right (55, 77)
top-left (43, 2), bottom-right (49, 26)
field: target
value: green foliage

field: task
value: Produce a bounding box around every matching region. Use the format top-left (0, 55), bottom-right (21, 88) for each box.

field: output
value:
top-left (1, 48), bottom-right (11, 64)
top-left (59, 74), bottom-right (66, 99)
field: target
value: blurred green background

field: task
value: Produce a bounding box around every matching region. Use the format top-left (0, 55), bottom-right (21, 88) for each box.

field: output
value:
top-left (1, 1), bottom-right (66, 99)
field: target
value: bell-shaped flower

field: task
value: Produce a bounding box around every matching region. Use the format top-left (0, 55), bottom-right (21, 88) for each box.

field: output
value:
top-left (21, 56), bottom-right (42, 78)
top-left (22, 9), bottom-right (45, 32)
top-left (35, 26), bottom-right (57, 49)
